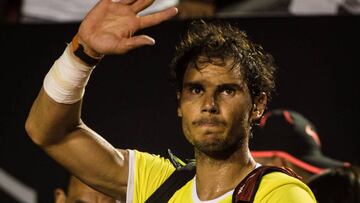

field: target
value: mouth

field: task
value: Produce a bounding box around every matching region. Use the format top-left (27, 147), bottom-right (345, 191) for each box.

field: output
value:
top-left (193, 118), bottom-right (226, 128)
top-left (198, 122), bottom-right (222, 128)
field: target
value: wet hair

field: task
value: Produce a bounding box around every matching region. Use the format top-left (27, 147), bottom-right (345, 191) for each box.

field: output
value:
top-left (308, 166), bottom-right (360, 203)
top-left (170, 20), bottom-right (277, 101)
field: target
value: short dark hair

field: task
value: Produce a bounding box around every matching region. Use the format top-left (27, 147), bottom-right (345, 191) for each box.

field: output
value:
top-left (170, 20), bottom-right (277, 101)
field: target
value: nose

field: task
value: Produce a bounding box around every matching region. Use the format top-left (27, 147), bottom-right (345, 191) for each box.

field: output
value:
top-left (201, 93), bottom-right (219, 114)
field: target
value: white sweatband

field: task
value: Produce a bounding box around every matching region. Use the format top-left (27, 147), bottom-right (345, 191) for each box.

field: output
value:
top-left (43, 44), bottom-right (95, 104)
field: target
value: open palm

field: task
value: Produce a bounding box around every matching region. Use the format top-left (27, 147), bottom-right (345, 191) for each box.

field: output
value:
top-left (77, 0), bottom-right (178, 55)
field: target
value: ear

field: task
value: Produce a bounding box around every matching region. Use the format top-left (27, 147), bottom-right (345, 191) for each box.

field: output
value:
top-left (54, 188), bottom-right (66, 203)
top-left (250, 92), bottom-right (267, 121)
top-left (176, 91), bottom-right (182, 117)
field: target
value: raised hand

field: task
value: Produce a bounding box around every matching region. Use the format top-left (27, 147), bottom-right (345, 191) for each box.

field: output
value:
top-left (77, 0), bottom-right (178, 56)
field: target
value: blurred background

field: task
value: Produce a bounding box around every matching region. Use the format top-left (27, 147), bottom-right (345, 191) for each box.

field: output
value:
top-left (1, 0), bottom-right (359, 202)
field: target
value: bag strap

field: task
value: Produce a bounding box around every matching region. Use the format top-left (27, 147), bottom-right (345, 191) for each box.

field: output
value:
top-left (232, 165), bottom-right (301, 203)
top-left (145, 161), bottom-right (195, 203)
top-left (145, 150), bottom-right (196, 203)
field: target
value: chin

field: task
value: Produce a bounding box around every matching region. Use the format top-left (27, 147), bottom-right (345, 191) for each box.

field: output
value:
top-left (194, 138), bottom-right (240, 157)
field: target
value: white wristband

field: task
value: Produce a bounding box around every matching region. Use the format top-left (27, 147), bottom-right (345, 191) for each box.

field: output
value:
top-left (43, 44), bottom-right (95, 104)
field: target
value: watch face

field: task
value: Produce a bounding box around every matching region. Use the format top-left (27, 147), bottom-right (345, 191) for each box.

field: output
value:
top-left (73, 42), bottom-right (100, 66)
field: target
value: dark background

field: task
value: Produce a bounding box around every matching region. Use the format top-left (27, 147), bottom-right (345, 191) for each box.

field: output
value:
top-left (1, 16), bottom-right (359, 202)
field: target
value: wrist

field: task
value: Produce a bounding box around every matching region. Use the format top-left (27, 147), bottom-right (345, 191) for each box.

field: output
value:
top-left (43, 44), bottom-right (95, 104)
top-left (70, 35), bottom-right (104, 67)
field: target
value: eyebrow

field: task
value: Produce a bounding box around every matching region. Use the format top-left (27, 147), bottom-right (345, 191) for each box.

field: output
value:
top-left (183, 82), bottom-right (243, 91)
top-left (182, 82), bottom-right (245, 92)
top-left (217, 83), bottom-right (242, 90)
top-left (183, 82), bottom-right (202, 88)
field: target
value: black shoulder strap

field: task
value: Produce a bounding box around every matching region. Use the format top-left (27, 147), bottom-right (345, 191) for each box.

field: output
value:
top-left (232, 165), bottom-right (301, 203)
top-left (145, 150), bottom-right (196, 203)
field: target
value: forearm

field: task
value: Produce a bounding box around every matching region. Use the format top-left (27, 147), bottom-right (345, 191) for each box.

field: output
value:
top-left (25, 40), bottom-right (96, 146)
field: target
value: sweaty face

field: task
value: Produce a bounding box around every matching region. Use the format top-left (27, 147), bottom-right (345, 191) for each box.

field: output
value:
top-left (178, 59), bottom-right (254, 155)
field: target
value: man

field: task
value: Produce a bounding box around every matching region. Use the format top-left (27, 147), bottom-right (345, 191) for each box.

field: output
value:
top-left (250, 108), bottom-right (350, 181)
top-left (54, 175), bottom-right (118, 203)
top-left (25, 0), bottom-right (316, 202)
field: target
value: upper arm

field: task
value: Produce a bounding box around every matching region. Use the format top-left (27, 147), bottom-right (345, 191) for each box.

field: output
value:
top-left (25, 88), bottom-right (129, 200)
top-left (44, 124), bottom-right (130, 200)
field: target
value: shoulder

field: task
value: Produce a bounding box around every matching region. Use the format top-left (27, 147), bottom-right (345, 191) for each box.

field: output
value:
top-left (128, 150), bottom-right (177, 202)
top-left (255, 172), bottom-right (317, 203)
top-left (130, 149), bottom-right (176, 172)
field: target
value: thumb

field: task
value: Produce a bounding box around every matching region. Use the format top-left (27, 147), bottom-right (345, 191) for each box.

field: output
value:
top-left (129, 35), bottom-right (155, 46)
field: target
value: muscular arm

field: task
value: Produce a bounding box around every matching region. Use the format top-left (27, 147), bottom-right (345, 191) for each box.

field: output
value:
top-left (25, 0), bottom-right (177, 200)
top-left (26, 88), bottom-right (129, 199)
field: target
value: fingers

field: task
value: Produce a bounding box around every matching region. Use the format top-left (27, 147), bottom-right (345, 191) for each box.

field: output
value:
top-left (140, 7), bottom-right (178, 29)
top-left (111, 0), bottom-right (136, 3)
top-left (113, 35), bottom-right (155, 54)
top-left (131, 0), bottom-right (154, 13)
top-left (128, 35), bottom-right (155, 46)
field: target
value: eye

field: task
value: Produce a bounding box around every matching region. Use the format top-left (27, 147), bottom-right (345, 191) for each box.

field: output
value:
top-left (220, 88), bottom-right (235, 96)
top-left (190, 86), bottom-right (203, 95)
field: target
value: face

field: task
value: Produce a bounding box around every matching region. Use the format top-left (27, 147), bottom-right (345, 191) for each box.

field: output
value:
top-left (177, 59), bottom-right (264, 155)
top-left (54, 177), bottom-right (117, 203)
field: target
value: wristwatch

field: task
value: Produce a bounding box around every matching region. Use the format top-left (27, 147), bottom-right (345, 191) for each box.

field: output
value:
top-left (71, 35), bottom-right (102, 66)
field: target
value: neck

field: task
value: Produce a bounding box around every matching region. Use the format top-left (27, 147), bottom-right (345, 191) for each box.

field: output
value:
top-left (194, 146), bottom-right (256, 201)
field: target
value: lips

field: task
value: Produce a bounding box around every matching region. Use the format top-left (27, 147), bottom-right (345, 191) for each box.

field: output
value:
top-left (193, 118), bottom-right (226, 127)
